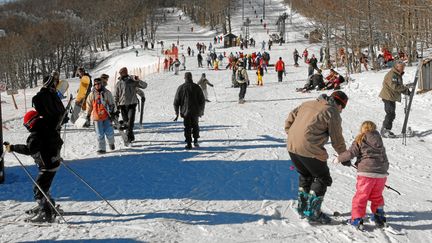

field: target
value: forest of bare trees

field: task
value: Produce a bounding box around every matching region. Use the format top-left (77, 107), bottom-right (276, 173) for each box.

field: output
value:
top-left (0, 0), bottom-right (235, 90)
top-left (287, 0), bottom-right (432, 73)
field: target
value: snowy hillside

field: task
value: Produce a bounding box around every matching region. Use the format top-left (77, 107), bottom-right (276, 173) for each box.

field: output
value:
top-left (1, 0), bottom-right (432, 242)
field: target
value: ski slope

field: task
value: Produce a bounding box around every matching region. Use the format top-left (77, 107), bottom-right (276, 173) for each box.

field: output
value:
top-left (1, 0), bottom-right (432, 242)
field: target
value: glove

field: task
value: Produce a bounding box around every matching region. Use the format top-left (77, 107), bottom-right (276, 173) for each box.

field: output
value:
top-left (3, 142), bottom-right (11, 153)
top-left (341, 160), bottom-right (352, 167)
top-left (173, 114), bottom-right (179, 121)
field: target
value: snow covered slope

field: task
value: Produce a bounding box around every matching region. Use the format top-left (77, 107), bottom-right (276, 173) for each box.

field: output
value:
top-left (1, 0), bottom-right (432, 242)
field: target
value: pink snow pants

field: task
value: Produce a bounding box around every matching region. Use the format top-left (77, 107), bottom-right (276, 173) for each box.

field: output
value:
top-left (351, 176), bottom-right (387, 219)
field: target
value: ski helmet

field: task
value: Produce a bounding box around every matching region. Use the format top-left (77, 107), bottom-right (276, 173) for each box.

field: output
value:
top-left (331, 91), bottom-right (348, 109)
top-left (23, 110), bottom-right (41, 130)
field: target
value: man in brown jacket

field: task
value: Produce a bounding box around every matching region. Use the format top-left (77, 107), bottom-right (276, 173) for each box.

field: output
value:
top-left (378, 61), bottom-right (410, 138)
top-left (285, 91), bottom-right (348, 224)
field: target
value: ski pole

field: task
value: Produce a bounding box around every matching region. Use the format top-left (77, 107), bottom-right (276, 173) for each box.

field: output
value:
top-left (212, 86), bottom-right (218, 102)
top-left (60, 160), bottom-right (122, 215)
top-left (10, 151), bottom-right (68, 224)
top-left (350, 164), bottom-right (401, 195)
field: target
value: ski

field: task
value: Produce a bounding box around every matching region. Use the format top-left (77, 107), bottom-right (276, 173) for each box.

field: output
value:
top-left (401, 60), bottom-right (422, 144)
top-left (110, 115), bottom-right (130, 147)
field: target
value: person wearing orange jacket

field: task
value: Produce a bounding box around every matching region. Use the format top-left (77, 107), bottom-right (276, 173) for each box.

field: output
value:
top-left (275, 57), bottom-right (285, 82)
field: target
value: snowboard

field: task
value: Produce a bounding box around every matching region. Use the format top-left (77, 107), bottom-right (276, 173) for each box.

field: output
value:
top-left (56, 80), bottom-right (69, 99)
top-left (70, 102), bottom-right (82, 124)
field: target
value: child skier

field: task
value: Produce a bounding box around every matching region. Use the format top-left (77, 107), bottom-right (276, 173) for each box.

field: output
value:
top-left (256, 64), bottom-right (264, 86)
top-left (86, 78), bottom-right (116, 154)
top-left (4, 109), bottom-right (63, 223)
top-left (334, 121), bottom-right (389, 229)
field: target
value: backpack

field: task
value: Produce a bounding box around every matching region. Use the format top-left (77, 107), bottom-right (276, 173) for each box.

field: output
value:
top-left (237, 69), bottom-right (245, 81)
top-left (339, 75), bottom-right (345, 83)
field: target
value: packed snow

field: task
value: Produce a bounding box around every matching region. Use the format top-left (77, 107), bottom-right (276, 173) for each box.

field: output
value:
top-left (1, 0), bottom-right (432, 242)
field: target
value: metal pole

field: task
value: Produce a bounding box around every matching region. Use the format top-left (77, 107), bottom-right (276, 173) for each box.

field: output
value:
top-left (242, 0), bottom-right (244, 21)
top-left (263, 0), bottom-right (266, 20)
top-left (10, 152), bottom-right (68, 224)
top-left (61, 161), bottom-right (122, 215)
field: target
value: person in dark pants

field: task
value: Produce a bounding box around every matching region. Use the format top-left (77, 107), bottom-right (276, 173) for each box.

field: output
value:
top-left (114, 67), bottom-right (148, 143)
top-left (174, 72), bottom-right (206, 149)
top-left (378, 61), bottom-right (410, 138)
top-left (236, 60), bottom-right (249, 104)
top-left (285, 91), bottom-right (349, 224)
top-left (5, 74), bottom-right (68, 223)
top-left (275, 57), bottom-right (285, 82)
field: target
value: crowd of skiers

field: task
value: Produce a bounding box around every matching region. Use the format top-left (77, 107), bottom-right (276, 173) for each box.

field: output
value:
top-left (2, 27), bottom-right (415, 230)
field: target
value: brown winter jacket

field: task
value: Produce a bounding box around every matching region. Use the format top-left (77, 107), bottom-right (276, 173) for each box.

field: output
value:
top-left (285, 97), bottom-right (346, 162)
top-left (378, 67), bottom-right (409, 102)
top-left (337, 130), bottom-right (389, 177)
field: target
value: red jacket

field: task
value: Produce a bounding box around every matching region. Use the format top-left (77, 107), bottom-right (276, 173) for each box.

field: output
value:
top-left (275, 60), bottom-right (285, 71)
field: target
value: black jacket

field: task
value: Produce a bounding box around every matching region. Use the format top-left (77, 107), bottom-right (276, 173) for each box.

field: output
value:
top-left (32, 87), bottom-right (66, 129)
top-left (174, 79), bottom-right (205, 118)
top-left (11, 123), bottom-right (63, 170)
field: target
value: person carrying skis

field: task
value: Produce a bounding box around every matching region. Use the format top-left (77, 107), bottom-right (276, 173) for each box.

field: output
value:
top-left (174, 72), bottom-right (206, 149)
top-left (285, 91), bottom-right (348, 224)
top-left (197, 73), bottom-right (214, 102)
top-left (114, 67), bottom-right (148, 144)
top-left (334, 120), bottom-right (389, 230)
top-left (275, 57), bottom-right (285, 82)
top-left (236, 60), bottom-right (249, 104)
top-left (378, 61), bottom-right (410, 138)
top-left (86, 78), bottom-right (116, 154)
top-left (72, 67), bottom-right (92, 127)
top-left (3, 75), bottom-right (68, 223)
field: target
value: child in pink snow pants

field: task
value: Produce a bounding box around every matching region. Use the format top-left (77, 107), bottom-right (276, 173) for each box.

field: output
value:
top-left (334, 121), bottom-right (389, 229)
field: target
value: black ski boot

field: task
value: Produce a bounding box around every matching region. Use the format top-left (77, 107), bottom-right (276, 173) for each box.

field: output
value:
top-left (185, 143), bottom-right (192, 150)
top-left (193, 139), bottom-right (200, 148)
top-left (25, 199), bottom-right (56, 223)
top-left (303, 191), bottom-right (331, 224)
top-left (296, 188), bottom-right (308, 218)
top-left (373, 207), bottom-right (387, 228)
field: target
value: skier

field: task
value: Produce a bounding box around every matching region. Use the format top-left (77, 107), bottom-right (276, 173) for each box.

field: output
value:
top-left (256, 64), bottom-right (264, 86)
top-left (236, 60), bottom-right (249, 104)
top-left (378, 61), bottom-right (410, 138)
top-left (261, 40), bottom-right (266, 50)
top-left (72, 67), bottom-right (92, 127)
top-left (197, 73), bottom-right (214, 102)
top-left (285, 91), bottom-right (348, 224)
top-left (197, 52), bottom-right (203, 68)
top-left (334, 121), bottom-right (389, 229)
top-left (174, 72), bottom-right (206, 149)
top-left (300, 69), bottom-right (325, 92)
top-left (114, 67), bottom-right (148, 144)
top-left (275, 57), bottom-right (285, 82)
top-left (308, 54), bottom-right (318, 77)
top-left (32, 74), bottom-right (67, 130)
top-left (293, 49), bottom-right (300, 67)
top-left (302, 48), bottom-right (309, 63)
top-left (86, 78), bottom-right (116, 154)
top-left (181, 54), bottom-right (186, 70)
top-left (100, 73), bottom-right (110, 88)
top-left (4, 74), bottom-right (67, 223)
top-left (172, 58), bottom-right (181, 75)
top-left (206, 53), bottom-right (213, 68)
